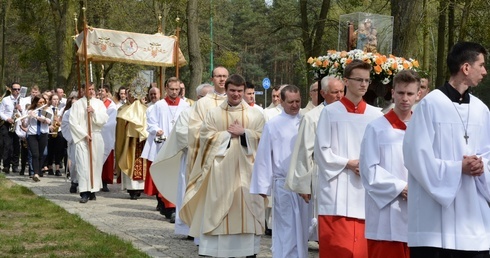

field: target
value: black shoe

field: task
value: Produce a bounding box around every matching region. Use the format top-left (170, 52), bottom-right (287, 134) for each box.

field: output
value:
top-left (70, 182), bottom-right (78, 194)
top-left (169, 212), bottom-right (176, 223)
top-left (12, 167), bottom-right (19, 173)
top-left (101, 183), bottom-right (110, 192)
top-left (129, 192), bottom-right (138, 200)
top-left (186, 236), bottom-right (194, 240)
top-left (162, 208), bottom-right (176, 219)
top-left (89, 193), bottom-right (96, 201)
top-left (47, 169), bottom-right (54, 176)
top-left (19, 170), bottom-right (25, 176)
top-left (39, 173), bottom-right (44, 177)
top-left (265, 228), bottom-right (272, 236)
top-left (79, 197), bottom-right (88, 203)
top-left (55, 170), bottom-right (61, 176)
top-left (156, 202), bottom-right (163, 211)
top-left (2, 167), bottom-right (9, 174)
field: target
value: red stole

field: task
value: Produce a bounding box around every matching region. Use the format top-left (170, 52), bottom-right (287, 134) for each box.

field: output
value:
top-left (103, 98), bottom-right (111, 108)
top-left (249, 102), bottom-right (254, 107)
top-left (340, 97), bottom-right (367, 114)
top-left (384, 109), bottom-right (407, 130)
top-left (165, 96), bottom-right (180, 106)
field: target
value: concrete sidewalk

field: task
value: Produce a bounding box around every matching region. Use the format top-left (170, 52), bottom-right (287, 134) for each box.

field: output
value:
top-left (7, 173), bottom-right (319, 258)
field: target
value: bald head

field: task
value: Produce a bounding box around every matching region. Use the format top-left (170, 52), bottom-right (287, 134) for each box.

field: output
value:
top-left (149, 87), bottom-right (160, 103)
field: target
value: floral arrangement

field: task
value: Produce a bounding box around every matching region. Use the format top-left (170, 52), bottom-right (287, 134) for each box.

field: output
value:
top-left (307, 49), bottom-right (420, 85)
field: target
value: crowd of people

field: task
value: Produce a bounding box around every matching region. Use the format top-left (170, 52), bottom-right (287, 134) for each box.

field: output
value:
top-left (3, 41), bottom-right (490, 258)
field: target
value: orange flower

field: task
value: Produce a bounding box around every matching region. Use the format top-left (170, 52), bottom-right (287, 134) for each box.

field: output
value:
top-left (374, 65), bottom-right (382, 74)
top-left (345, 59), bottom-right (353, 65)
top-left (412, 60), bottom-right (419, 68)
top-left (403, 62), bottom-right (410, 69)
top-left (391, 62), bottom-right (398, 70)
top-left (307, 57), bottom-right (314, 64)
top-left (316, 59), bottom-right (322, 66)
top-left (322, 60), bottom-right (329, 67)
top-left (340, 51), bottom-right (348, 58)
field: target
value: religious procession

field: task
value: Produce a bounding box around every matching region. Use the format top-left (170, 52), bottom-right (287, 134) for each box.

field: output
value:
top-left (2, 2), bottom-right (490, 258)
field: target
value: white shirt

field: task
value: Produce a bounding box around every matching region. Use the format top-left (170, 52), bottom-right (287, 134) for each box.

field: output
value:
top-left (26, 108), bottom-right (52, 135)
top-left (0, 95), bottom-right (20, 121)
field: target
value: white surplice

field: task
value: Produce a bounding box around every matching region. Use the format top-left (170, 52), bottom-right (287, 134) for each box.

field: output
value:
top-left (142, 99), bottom-right (189, 162)
top-left (263, 104), bottom-right (282, 121)
top-left (151, 107), bottom-right (191, 236)
top-left (69, 97), bottom-right (108, 193)
top-left (285, 104), bottom-right (325, 241)
top-left (403, 90), bottom-right (490, 250)
top-left (360, 113), bottom-right (408, 242)
top-left (251, 112), bottom-right (309, 258)
top-left (314, 101), bottom-right (382, 218)
top-left (61, 109), bottom-right (77, 183)
top-left (101, 99), bottom-right (117, 163)
top-left (299, 100), bottom-right (316, 116)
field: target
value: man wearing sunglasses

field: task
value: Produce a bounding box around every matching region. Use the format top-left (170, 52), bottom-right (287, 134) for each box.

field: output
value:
top-left (0, 82), bottom-right (22, 173)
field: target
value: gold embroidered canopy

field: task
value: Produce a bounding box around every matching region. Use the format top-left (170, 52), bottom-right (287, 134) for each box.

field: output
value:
top-left (75, 27), bottom-right (186, 67)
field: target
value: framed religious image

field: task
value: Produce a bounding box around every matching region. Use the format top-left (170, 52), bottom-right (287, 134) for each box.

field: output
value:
top-left (338, 13), bottom-right (393, 55)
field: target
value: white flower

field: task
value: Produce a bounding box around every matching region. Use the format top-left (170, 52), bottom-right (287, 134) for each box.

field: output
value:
top-left (382, 78), bottom-right (391, 84)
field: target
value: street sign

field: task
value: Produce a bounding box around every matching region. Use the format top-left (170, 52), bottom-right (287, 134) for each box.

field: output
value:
top-left (255, 91), bottom-right (264, 95)
top-left (262, 77), bottom-right (271, 90)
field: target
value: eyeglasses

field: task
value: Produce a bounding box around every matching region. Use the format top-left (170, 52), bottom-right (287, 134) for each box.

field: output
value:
top-left (12, 88), bottom-right (20, 91)
top-left (347, 77), bottom-right (371, 84)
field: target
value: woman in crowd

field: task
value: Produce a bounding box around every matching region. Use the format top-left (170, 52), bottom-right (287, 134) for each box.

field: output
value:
top-left (26, 96), bottom-right (52, 182)
top-left (45, 94), bottom-right (65, 176)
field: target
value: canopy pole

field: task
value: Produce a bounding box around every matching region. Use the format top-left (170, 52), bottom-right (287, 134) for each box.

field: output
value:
top-left (82, 6), bottom-right (94, 190)
top-left (174, 17), bottom-right (181, 79)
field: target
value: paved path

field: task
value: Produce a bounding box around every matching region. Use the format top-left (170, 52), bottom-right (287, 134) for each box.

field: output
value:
top-left (6, 173), bottom-right (319, 258)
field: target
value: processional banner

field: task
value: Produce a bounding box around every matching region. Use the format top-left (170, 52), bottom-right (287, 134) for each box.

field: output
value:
top-left (75, 27), bottom-right (186, 67)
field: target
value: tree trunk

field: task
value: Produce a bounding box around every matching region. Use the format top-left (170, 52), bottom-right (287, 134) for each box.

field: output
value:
top-left (422, 0), bottom-right (430, 71)
top-left (447, 0), bottom-right (455, 48)
top-left (459, 0), bottom-right (472, 41)
top-left (49, 0), bottom-right (76, 91)
top-left (436, 0), bottom-right (447, 87)
top-left (391, 0), bottom-right (422, 57)
top-left (0, 0), bottom-right (11, 90)
top-left (186, 0), bottom-right (202, 100)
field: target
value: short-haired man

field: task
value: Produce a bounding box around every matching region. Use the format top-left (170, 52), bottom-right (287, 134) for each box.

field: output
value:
top-left (179, 81), bottom-right (194, 106)
top-left (185, 66), bottom-right (229, 183)
top-left (0, 82), bottom-right (22, 173)
top-left (244, 81), bottom-right (263, 113)
top-left (264, 85), bottom-right (285, 121)
top-left (143, 77), bottom-right (189, 220)
top-left (181, 74), bottom-right (265, 258)
top-left (285, 76), bottom-right (344, 242)
top-left (69, 84), bottom-right (109, 203)
top-left (403, 42), bottom-right (490, 258)
top-left (314, 60), bottom-right (383, 258)
top-left (300, 81), bottom-right (318, 115)
top-left (251, 85), bottom-right (309, 257)
top-left (360, 70), bottom-right (420, 258)
top-left (56, 87), bottom-right (67, 110)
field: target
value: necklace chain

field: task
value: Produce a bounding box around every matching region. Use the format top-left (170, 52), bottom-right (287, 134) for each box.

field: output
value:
top-left (452, 101), bottom-right (470, 145)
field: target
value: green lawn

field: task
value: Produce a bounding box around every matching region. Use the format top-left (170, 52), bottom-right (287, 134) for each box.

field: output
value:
top-left (0, 175), bottom-right (151, 258)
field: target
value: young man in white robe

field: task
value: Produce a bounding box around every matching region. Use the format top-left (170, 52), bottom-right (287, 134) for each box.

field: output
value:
top-left (251, 85), bottom-right (309, 257)
top-left (360, 70), bottom-right (420, 258)
top-left (143, 78), bottom-right (189, 220)
top-left (180, 74), bottom-right (265, 258)
top-left (69, 84), bottom-right (109, 203)
top-left (314, 59), bottom-right (383, 258)
top-left (403, 42), bottom-right (490, 258)
top-left (100, 86), bottom-right (117, 192)
top-left (263, 85), bottom-right (284, 121)
top-left (285, 76), bottom-right (344, 242)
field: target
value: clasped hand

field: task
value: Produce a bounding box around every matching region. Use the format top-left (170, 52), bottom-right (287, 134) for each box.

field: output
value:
top-left (462, 155), bottom-right (484, 176)
top-left (228, 120), bottom-right (244, 138)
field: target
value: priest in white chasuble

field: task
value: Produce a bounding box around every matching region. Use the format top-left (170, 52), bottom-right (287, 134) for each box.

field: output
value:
top-left (69, 84), bottom-right (108, 203)
top-left (314, 60), bottom-right (383, 258)
top-left (403, 42), bottom-right (490, 258)
top-left (180, 74), bottom-right (265, 258)
top-left (250, 85), bottom-right (309, 258)
top-left (360, 70), bottom-right (420, 258)
top-left (185, 67), bottom-right (229, 182)
top-left (285, 76), bottom-right (344, 242)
